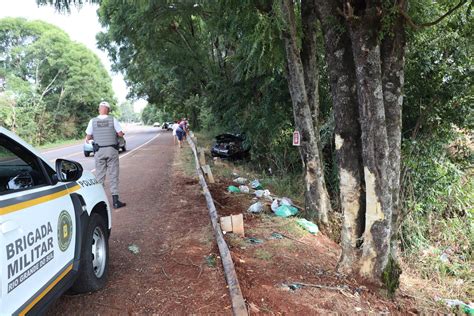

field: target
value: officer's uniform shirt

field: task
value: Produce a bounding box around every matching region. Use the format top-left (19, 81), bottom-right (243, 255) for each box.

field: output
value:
top-left (86, 115), bottom-right (123, 136)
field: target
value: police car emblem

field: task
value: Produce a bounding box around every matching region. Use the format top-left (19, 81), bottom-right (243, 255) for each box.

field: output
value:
top-left (58, 211), bottom-right (73, 252)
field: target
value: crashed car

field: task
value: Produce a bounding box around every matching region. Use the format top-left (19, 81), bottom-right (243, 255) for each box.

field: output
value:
top-left (210, 133), bottom-right (250, 160)
top-left (83, 136), bottom-right (126, 157)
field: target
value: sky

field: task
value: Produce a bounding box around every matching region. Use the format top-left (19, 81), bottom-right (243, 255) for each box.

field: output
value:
top-left (0, 0), bottom-right (147, 112)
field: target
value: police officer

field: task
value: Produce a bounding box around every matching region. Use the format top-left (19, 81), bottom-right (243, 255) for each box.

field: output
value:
top-left (85, 101), bottom-right (126, 208)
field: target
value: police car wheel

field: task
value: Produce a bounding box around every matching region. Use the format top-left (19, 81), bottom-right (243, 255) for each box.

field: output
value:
top-left (71, 213), bottom-right (109, 293)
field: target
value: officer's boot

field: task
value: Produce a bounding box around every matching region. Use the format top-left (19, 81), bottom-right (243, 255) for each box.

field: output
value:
top-left (112, 195), bottom-right (126, 208)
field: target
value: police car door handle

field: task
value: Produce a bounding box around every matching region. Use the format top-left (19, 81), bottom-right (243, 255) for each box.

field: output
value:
top-left (0, 220), bottom-right (20, 234)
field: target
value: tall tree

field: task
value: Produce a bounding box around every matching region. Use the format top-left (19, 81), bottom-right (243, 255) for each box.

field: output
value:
top-left (280, 0), bottom-right (332, 227)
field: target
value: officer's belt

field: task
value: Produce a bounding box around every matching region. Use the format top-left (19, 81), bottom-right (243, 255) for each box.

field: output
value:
top-left (93, 143), bottom-right (119, 151)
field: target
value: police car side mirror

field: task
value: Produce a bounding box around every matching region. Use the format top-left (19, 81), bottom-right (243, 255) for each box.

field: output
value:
top-left (55, 159), bottom-right (83, 182)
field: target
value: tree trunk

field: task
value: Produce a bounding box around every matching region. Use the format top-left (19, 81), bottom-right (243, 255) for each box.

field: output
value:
top-left (346, 6), bottom-right (393, 284)
top-left (315, 0), bottom-right (365, 274)
top-left (281, 0), bottom-right (330, 227)
top-left (381, 2), bottom-right (406, 262)
top-left (300, 0), bottom-right (333, 222)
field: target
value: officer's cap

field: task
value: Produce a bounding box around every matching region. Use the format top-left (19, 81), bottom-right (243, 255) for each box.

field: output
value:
top-left (99, 101), bottom-right (110, 108)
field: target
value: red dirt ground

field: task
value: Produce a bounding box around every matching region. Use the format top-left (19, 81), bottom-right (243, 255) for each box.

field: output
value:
top-left (208, 178), bottom-right (422, 314)
top-left (48, 133), bottom-right (231, 314)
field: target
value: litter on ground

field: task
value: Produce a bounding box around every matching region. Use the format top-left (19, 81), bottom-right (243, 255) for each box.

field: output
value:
top-left (227, 185), bottom-right (240, 193)
top-left (274, 205), bottom-right (299, 217)
top-left (128, 244), bottom-right (140, 254)
top-left (248, 201), bottom-right (264, 213)
top-left (296, 218), bottom-right (319, 234)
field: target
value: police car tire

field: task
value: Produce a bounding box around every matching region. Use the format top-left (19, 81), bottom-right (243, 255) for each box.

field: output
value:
top-left (71, 213), bottom-right (109, 293)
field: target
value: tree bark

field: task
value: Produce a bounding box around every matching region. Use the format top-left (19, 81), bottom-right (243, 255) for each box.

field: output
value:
top-left (346, 4), bottom-right (393, 284)
top-left (281, 0), bottom-right (331, 227)
top-left (300, 0), bottom-right (333, 222)
top-left (381, 1), bottom-right (406, 262)
top-left (315, 0), bottom-right (365, 274)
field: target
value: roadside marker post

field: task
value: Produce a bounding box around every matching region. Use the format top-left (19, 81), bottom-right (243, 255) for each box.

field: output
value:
top-left (293, 130), bottom-right (301, 146)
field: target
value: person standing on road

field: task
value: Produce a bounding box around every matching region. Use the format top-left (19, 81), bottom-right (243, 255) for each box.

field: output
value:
top-left (171, 120), bottom-right (180, 145)
top-left (175, 122), bottom-right (186, 148)
top-left (85, 101), bottom-right (126, 209)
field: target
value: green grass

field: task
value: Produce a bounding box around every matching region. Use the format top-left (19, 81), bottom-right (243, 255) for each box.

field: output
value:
top-left (36, 138), bottom-right (83, 150)
top-left (254, 249), bottom-right (273, 261)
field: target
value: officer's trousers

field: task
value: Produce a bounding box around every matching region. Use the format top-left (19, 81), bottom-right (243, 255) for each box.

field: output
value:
top-left (94, 146), bottom-right (120, 195)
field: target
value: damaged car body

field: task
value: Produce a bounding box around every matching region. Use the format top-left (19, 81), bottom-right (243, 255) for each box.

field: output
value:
top-left (211, 133), bottom-right (250, 160)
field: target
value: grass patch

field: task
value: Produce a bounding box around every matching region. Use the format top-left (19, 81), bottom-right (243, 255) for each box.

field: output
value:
top-left (226, 234), bottom-right (247, 249)
top-left (254, 249), bottom-right (273, 261)
top-left (177, 145), bottom-right (198, 176)
top-left (36, 138), bottom-right (82, 150)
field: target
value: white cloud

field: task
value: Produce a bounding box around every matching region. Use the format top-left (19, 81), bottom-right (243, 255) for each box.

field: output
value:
top-left (0, 0), bottom-right (129, 103)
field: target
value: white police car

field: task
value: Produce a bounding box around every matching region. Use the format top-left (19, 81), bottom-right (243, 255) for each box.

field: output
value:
top-left (0, 127), bottom-right (112, 315)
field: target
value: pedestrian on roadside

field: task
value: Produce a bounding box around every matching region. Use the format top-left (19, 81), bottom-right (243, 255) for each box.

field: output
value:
top-left (175, 123), bottom-right (186, 148)
top-left (171, 120), bottom-right (180, 145)
top-left (85, 101), bottom-right (126, 208)
top-left (179, 118), bottom-right (188, 141)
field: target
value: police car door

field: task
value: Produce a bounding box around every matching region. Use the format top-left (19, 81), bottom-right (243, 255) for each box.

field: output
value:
top-left (0, 135), bottom-right (77, 315)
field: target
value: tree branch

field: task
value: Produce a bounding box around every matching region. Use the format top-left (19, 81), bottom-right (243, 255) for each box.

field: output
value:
top-left (399, 0), bottom-right (468, 29)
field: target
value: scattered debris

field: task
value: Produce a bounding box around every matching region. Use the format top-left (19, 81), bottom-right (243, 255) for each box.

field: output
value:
top-left (250, 179), bottom-right (263, 190)
top-left (269, 232), bottom-right (284, 240)
top-left (205, 254), bottom-right (217, 268)
top-left (274, 205), bottom-right (299, 217)
top-left (286, 283), bottom-right (303, 291)
top-left (248, 202), bottom-right (264, 213)
top-left (296, 218), bottom-right (319, 234)
top-left (128, 244), bottom-right (140, 254)
top-left (239, 185), bottom-right (250, 193)
top-left (234, 177), bottom-right (248, 184)
top-left (443, 299), bottom-right (474, 314)
top-left (271, 197), bottom-right (296, 212)
top-left (248, 302), bottom-right (261, 313)
top-left (255, 189), bottom-right (271, 198)
top-left (220, 214), bottom-right (245, 236)
top-left (246, 237), bottom-right (264, 244)
top-left (227, 185), bottom-right (240, 193)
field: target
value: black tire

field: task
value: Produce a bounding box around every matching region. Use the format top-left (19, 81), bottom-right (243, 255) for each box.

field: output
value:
top-left (71, 213), bottom-right (109, 293)
top-left (84, 151), bottom-right (91, 157)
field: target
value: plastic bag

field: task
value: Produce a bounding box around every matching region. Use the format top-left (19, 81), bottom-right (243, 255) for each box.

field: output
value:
top-left (281, 197), bottom-right (293, 206)
top-left (296, 218), bottom-right (319, 234)
top-left (255, 189), bottom-right (271, 198)
top-left (250, 179), bottom-right (263, 190)
top-left (274, 205), bottom-right (298, 217)
top-left (234, 177), bottom-right (248, 184)
top-left (239, 185), bottom-right (250, 193)
top-left (247, 202), bottom-right (264, 213)
top-left (271, 199), bottom-right (279, 212)
top-left (228, 185), bottom-right (240, 193)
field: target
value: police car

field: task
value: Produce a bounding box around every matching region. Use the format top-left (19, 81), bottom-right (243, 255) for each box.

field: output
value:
top-left (0, 127), bottom-right (112, 314)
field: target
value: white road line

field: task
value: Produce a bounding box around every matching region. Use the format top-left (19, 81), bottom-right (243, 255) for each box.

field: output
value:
top-left (91, 133), bottom-right (161, 173)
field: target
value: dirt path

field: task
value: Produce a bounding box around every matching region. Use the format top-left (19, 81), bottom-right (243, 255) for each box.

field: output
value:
top-left (48, 133), bottom-right (231, 314)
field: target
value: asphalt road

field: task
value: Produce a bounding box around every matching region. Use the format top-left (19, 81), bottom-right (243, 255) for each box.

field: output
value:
top-left (40, 125), bottom-right (163, 172)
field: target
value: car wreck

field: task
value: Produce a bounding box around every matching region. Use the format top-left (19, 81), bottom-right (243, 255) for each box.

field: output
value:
top-left (211, 133), bottom-right (250, 160)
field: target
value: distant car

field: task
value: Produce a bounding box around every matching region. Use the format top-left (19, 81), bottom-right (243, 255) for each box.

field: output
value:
top-left (83, 137), bottom-right (126, 157)
top-left (153, 122), bottom-right (160, 127)
top-left (161, 122), bottom-right (173, 131)
top-left (211, 133), bottom-right (250, 160)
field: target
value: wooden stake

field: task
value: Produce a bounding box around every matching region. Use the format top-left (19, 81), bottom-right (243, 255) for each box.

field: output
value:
top-left (198, 147), bottom-right (206, 166)
top-left (201, 164), bottom-right (215, 183)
